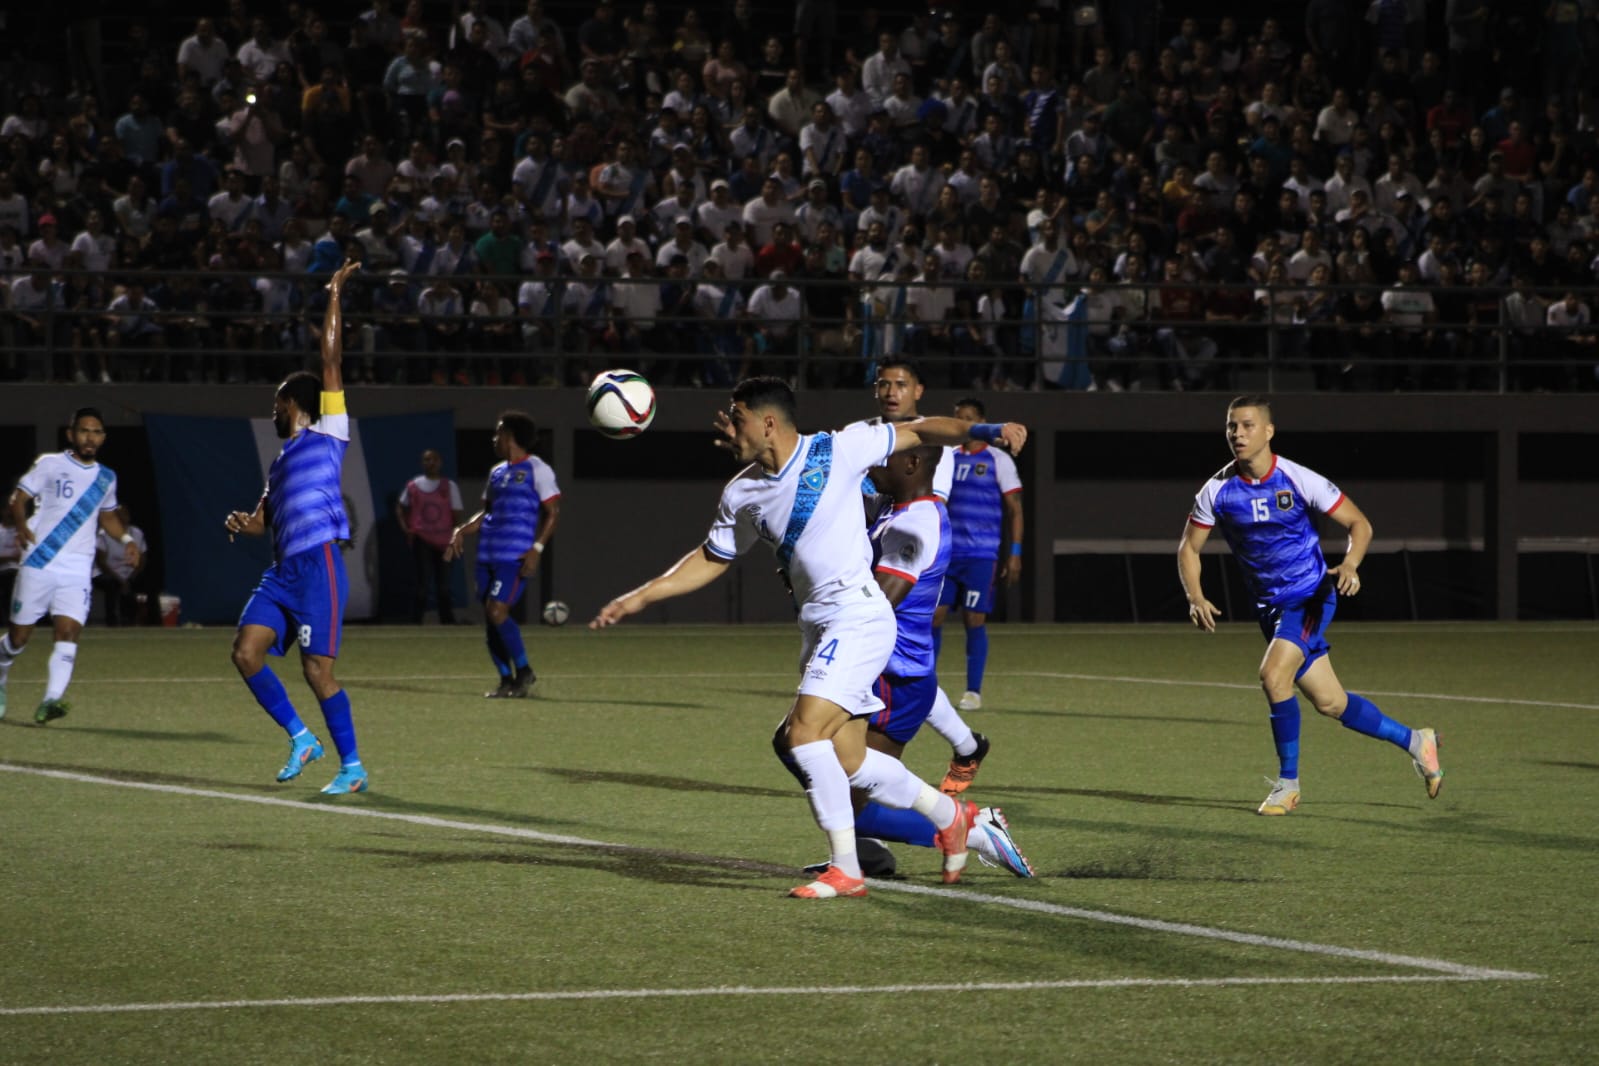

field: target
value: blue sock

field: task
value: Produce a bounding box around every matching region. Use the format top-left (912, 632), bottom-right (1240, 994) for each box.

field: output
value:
top-left (495, 617), bottom-right (528, 671)
top-left (485, 622), bottom-right (511, 677)
top-left (243, 667), bottom-right (306, 737)
top-left (856, 801), bottom-right (937, 848)
top-left (1269, 697), bottom-right (1301, 779)
top-left (1339, 692), bottom-right (1413, 752)
top-left (932, 624), bottom-right (943, 663)
top-left (966, 624), bottom-right (988, 693)
top-left (318, 689), bottom-right (360, 767)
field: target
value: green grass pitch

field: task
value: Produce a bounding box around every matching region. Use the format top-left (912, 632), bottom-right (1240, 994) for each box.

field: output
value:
top-left (2, 621), bottom-right (1597, 1064)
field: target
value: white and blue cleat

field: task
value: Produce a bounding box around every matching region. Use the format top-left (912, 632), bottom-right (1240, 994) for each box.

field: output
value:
top-left (969, 806), bottom-right (1036, 878)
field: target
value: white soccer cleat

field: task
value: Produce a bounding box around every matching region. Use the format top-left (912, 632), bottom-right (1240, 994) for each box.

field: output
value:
top-left (957, 690), bottom-right (983, 712)
top-left (1258, 776), bottom-right (1301, 816)
top-left (967, 807), bottom-right (1035, 877)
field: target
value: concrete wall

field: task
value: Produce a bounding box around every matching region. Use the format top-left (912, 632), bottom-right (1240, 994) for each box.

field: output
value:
top-left (3, 385), bottom-right (1595, 621)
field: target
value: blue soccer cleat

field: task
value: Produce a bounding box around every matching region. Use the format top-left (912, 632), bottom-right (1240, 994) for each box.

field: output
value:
top-left (276, 733), bottom-right (325, 782)
top-left (321, 764), bottom-right (369, 795)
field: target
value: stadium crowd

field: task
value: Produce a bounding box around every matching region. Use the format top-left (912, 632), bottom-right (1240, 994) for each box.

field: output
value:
top-left (1, 1), bottom-right (1598, 391)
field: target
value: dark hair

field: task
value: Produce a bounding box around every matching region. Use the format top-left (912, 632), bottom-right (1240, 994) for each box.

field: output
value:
top-left (69, 406), bottom-right (105, 430)
top-left (875, 357), bottom-right (923, 383)
top-left (277, 371), bottom-right (321, 423)
top-left (1227, 394), bottom-right (1273, 421)
top-left (953, 396), bottom-right (986, 418)
top-left (497, 410), bottom-right (538, 451)
top-left (731, 376), bottom-right (797, 426)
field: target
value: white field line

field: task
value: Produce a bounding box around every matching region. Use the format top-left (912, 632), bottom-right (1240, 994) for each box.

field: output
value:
top-left (0, 974), bottom-right (1538, 1018)
top-left (0, 764), bottom-right (1543, 989)
top-left (51, 670), bottom-right (1599, 712)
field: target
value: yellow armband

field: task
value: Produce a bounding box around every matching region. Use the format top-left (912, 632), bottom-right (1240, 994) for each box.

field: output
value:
top-left (322, 391), bottom-right (347, 415)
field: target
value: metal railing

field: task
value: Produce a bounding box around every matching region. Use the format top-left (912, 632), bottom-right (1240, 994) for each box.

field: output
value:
top-left (4, 270), bottom-right (1597, 392)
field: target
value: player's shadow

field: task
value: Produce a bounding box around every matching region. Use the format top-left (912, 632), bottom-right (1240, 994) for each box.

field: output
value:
top-left (1001, 708), bottom-right (1251, 728)
top-left (3, 758), bottom-right (289, 794)
top-left (525, 765), bottom-right (795, 799)
top-left (540, 697), bottom-right (711, 709)
top-left (1531, 759), bottom-right (1599, 772)
top-left (342, 841), bottom-right (792, 894)
top-left (52, 726), bottom-right (243, 743)
top-left (991, 783), bottom-right (1244, 811)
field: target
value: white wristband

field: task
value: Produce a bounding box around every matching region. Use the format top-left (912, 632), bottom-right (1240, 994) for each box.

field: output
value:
top-left (119, 532), bottom-right (134, 545)
top-left (532, 541), bottom-right (545, 553)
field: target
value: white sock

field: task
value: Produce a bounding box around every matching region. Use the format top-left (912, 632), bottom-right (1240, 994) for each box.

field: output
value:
top-left (790, 740), bottom-right (860, 877)
top-left (847, 747), bottom-right (926, 809)
top-left (0, 634), bottom-right (21, 685)
top-left (45, 641), bottom-right (78, 701)
top-left (927, 686), bottom-right (977, 756)
top-left (913, 785), bottom-right (957, 830)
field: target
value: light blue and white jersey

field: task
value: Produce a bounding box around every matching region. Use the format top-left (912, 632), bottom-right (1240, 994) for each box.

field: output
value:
top-left (478, 455), bottom-right (560, 564)
top-left (1188, 454), bottom-right (1346, 608)
top-left (707, 422), bottom-right (897, 608)
top-left (266, 396), bottom-right (349, 561)
top-left (947, 444), bottom-right (1021, 560)
top-left (17, 451), bottom-right (119, 577)
top-left (845, 415), bottom-right (955, 504)
top-left (871, 495), bottom-right (950, 679)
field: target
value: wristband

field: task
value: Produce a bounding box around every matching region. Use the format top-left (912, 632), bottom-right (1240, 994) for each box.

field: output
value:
top-left (969, 422), bottom-right (1005, 443)
top-left (1010, 542), bottom-right (1022, 557)
top-left (532, 541), bottom-right (545, 553)
top-left (119, 532), bottom-right (134, 545)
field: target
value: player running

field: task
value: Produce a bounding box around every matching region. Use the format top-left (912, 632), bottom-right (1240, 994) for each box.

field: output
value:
top-left (445, 411), bottom-right (561, 698)
top-left (592, 377), bottom-right (1028, 899)
top-left (1177, 395), bottom-right (1444, 815)
top-left (225, 260), bottom-right (369, 795)
top-left (933, 397), bottom-right (1024, 713)
top-left (0, 408), bottom-right (141, 723)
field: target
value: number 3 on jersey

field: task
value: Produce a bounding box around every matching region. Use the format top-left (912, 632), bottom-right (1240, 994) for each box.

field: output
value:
top-left (1251, 498), bottom-right (1270, 522)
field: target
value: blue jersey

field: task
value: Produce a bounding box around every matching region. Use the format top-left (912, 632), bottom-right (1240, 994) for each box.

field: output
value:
top-left (1188, 454), bottom-right (1346, 608)
top-left (946, 445), bottom-right (1021, 560)
top-left (871, 495), bottom-right (950, 679)
top-left (478, 455), bottom-right (560, 564)
top-left (266, 396), bottom-right (350, 561)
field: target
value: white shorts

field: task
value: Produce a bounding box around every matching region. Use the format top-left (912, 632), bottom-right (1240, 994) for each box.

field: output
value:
top-left (795, 585), bottom-right (897, 718)
top-left (11, 566), bottom-right (93, 626)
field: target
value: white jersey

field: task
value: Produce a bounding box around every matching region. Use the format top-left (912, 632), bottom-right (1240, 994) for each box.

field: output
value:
top-left (16, 451), bottom-right (119, 578)
top-left (706, 422), bottom-right (897, 607)
top-left (846, 416), bottom-right (955, 500)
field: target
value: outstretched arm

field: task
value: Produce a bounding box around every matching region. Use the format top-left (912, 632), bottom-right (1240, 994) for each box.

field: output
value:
top-left (893, 416), bottom-right (1027, 455)
top-left (320, 260), bottom-right (361, 393)
top-left (590, 545), bottom-right (730, 628)
top-left (1177, 520), bottom-right (1220, 632)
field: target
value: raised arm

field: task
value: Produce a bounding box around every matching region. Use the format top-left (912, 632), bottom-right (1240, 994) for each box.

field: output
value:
top-left (893, 415), bottom-right (1027, 455)
top-left (589, 545), bottom-right (731, 629)
top-left (320, 259), bottom-right (361, 393)
top-left (1177, 519), bottom-right (1220, 632)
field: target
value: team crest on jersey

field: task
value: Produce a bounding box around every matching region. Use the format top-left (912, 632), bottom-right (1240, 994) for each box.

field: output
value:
top-left (1275, 490), bottom-right (1294, 511)
top-left (514, 471), bottom-right (528, 483)
top-left (802, 466), bottom-right (826, 492)
top-left (974, 463), bottom-right (988, 476)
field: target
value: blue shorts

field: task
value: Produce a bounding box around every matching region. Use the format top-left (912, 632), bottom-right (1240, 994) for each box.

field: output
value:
top-left (1257, 577), bottom-right (1336, 678)
top-left (476, 559), bottom-right (530, 607)
top-left (869, 673), bottom-right (939, 744)
top-left (938, 557), bottom-right (998, 615)
top-left (239, 543), bottom-right (348, 658)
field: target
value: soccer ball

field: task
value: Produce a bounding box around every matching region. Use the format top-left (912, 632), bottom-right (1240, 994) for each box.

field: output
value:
top-left (586, 369), bottom-right (656, 439)
top-left (541, 600), bottom-right (571, 626)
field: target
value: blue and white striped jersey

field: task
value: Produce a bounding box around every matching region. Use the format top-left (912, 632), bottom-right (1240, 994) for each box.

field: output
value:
top-left (478, 455), bottom-right (560, 564)
top-left (947, 445), bottom-right (1021, 560)
top-left (265, 396), bottom-right (349, 561)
